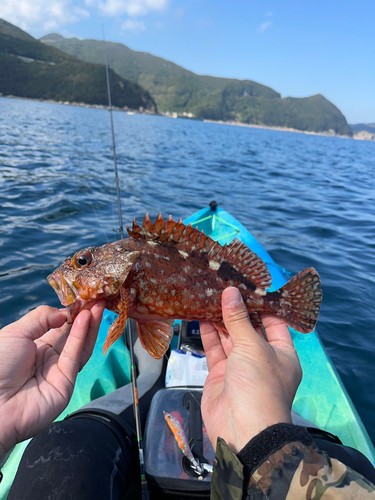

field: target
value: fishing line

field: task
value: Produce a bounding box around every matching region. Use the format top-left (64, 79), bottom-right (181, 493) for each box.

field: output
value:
top-left (102, 25), bottom-right (123, 240)
top-left (102, 26), bottom-right (150, 499)
top-left (83, 185), bottom-right (110, 243)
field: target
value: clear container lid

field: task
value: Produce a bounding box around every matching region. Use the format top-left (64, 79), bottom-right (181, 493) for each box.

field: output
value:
top-left (144, 388), bottom-right (215, 482)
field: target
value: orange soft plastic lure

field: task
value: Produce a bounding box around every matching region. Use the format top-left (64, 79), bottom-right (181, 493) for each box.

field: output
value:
top-left (163, 411), bottom-right (203, 474)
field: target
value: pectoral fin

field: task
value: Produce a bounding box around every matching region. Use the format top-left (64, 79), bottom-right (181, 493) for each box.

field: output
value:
top-left (103, 287), bottom-right (129, 354)
top-left (136, 319), bottom-right (174, 359)
top-left (214, 320), bottom-right (229, 337)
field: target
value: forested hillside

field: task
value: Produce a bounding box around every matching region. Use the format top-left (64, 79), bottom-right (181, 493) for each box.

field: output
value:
top-left (0, 20), bottom-right (156, 112)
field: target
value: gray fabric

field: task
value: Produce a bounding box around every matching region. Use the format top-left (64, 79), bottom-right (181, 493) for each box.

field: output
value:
top-left (79, 339), bottom-right (163, 415)
top-left (291, 410), bottom-right (318, 429)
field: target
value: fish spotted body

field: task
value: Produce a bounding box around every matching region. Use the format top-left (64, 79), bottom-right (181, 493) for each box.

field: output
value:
top-left (48, 213), bottom-right (322, 359)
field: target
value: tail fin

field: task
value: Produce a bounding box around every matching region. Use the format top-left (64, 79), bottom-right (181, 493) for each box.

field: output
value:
top-left (279, 267), bottom-right (322, 333)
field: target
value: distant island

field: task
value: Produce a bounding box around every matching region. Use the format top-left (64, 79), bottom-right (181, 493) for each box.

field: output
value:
top-left (0, 19), bottom-right (156, 112)
top-left (349, 124), bottom-right (375, 142)
top-left (39, 32), bottom-right (352, 136)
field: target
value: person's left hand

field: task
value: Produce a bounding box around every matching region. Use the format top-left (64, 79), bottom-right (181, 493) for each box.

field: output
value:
top-left (0, 301), bottom-right (105, 458)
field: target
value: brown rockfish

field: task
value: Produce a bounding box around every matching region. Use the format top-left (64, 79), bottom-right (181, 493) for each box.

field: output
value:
top-left (47, 213), bottom-right (322, 359)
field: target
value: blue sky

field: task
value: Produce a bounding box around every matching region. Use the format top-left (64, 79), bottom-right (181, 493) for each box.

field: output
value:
top-left (2, 0), bottom-right (374, 123)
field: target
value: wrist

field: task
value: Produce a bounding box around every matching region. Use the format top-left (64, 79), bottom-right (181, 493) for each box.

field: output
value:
top-left (236, 423), bottom-right (313, 474)
top-left (0, 407), bottom-right (17, 460)
top-left (0, 436), bottom-right (9, 461)
top-left (237, 423), bottom-right (313, 476)
top-left (228, 409), bottom-right (293, 454)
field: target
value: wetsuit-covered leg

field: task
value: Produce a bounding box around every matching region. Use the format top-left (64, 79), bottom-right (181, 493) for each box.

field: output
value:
top-left (7, 416), bottom-right (135, 500)
top-left (8, 336), bottom-right (166, 499)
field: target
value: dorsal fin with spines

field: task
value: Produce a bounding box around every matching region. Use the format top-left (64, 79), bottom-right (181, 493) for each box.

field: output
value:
top-left (126, 213), bottom-right (272, 290)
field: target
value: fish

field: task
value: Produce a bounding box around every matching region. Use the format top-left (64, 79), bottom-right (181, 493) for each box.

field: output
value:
top-left (47, 213), bottom-right (322, 359)
top-left (163, 411), bottom-right (204, 474)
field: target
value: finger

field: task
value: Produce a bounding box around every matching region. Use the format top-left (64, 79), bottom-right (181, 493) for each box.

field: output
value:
top-left (80, 300), bottom-right (105, 366)
top-left (57, 309), bottom-right (92, 384)
top-left (35, 325), bottom-right (71, 370)
top-left (37, 323), bottom-right (71, 351)
top-left (200, 321), bottom-right (227, 371)
top-left (217, 329), bottom-right (234, 358)
top-left (41, 301), bottom-right (105, 356)
top-left (12, 306), bottom-right (67, 341)
top-left (254, 326), bottom-right (266, 340)
top-left (222, 287), bottom-right (259, 347)
top-left (260, 313), bottom-right (294, 347)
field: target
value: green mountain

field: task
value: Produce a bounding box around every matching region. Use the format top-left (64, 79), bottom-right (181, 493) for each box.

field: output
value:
top-left (40, 33), bottom-right (352, 135)
top-left (0, 19), bottom-right (156, 112)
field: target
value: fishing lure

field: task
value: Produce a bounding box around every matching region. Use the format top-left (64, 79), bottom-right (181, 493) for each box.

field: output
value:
top-left (163, 411), bottom-right (204, 475)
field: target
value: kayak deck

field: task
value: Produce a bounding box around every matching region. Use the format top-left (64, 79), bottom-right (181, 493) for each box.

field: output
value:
top-left (184, 205), bottom-right (375, 465)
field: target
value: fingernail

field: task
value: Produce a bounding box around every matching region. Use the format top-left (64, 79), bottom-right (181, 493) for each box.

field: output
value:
top-left (223, 287), bottom-right (242, 307)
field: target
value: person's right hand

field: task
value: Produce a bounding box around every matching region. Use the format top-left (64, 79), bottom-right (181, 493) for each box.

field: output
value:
top-left (200, 287), bottom-right (302, 454)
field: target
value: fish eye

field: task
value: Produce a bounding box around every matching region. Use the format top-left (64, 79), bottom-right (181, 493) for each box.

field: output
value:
top-left (75, 252), bottom-right (92, 269)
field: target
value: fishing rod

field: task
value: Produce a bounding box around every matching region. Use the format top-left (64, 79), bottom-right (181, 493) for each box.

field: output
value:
top-left (102, 27), bottom-right (150, 500)
top-left (129, 319), bottom-right (150, 498)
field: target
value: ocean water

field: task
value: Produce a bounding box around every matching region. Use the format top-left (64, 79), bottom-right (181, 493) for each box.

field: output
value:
top-left (1, 97), bottom-right (375, 442)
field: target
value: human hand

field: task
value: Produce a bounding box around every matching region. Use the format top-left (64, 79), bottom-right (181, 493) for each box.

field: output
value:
top-left (200, 287), bottom-right (302, 454)
top-left (0, 300), bottom-right (105, 458)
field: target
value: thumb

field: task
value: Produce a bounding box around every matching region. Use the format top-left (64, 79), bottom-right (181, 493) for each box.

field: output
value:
top-left (12, 306), bottom-right (67, 341)
top-left (222, 287), bottom-right (259, 347)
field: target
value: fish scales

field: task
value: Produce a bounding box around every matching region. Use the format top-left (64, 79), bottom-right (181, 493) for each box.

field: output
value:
top-left (48, 213), bottom-right (323, 359)
top-left (126, 238), bottom-right (240, 321)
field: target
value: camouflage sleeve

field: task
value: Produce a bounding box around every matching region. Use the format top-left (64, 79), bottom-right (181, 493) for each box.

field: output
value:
top-left (211, 424), bottom-right (375, 500)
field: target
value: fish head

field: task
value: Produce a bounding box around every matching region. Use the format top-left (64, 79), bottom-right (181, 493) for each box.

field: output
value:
top-left (47, 242), bottom-right (139, 323)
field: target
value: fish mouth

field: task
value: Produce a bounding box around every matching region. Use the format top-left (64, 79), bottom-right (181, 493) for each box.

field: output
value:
top-left (47, 272), bottom-right (77, 306)
top-left (47, 271), bottom-right (80, 323)
top-left (47, 271), bottom-right (97, 323)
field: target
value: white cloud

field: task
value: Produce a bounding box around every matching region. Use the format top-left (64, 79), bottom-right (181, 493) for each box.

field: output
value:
top-left (74, 6), bottom-right (90, 16)
top-left (258, 21), bottom-right (272, 34)
top-left (1, 0), bottom-right (89, 31)
top-left (121, 18), bottom-right (145, 31)
top-left (1, 0), bottom-right (167, 33)
top-left (97, 0), bottom-right (168, 17)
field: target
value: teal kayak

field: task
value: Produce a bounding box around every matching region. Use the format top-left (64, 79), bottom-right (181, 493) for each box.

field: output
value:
top-left (183, 204), bottom-right (375, 465)
top-left (1, 204), bottom-right (374, 497)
